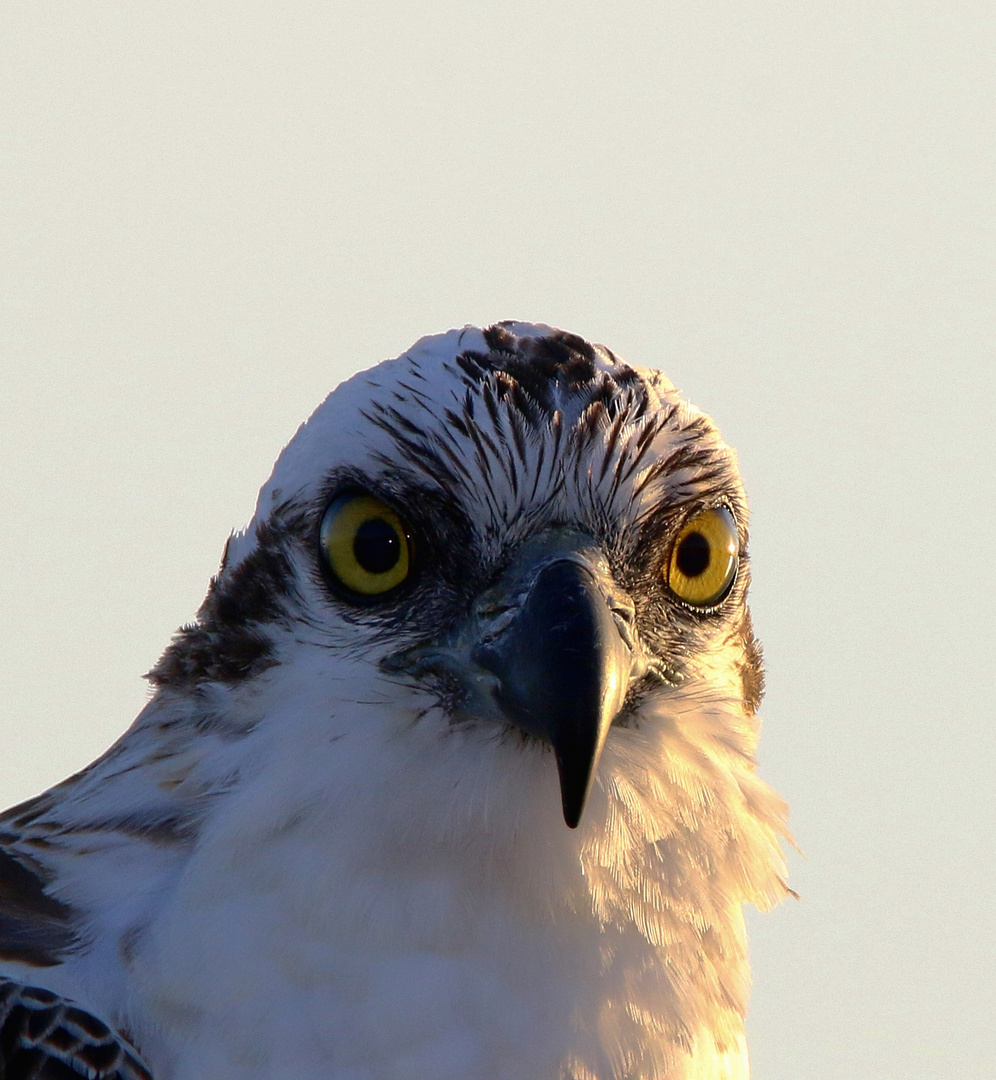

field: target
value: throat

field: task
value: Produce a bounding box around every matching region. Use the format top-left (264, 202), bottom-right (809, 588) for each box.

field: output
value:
top-left (124, 780), bottom-right (752, 1080)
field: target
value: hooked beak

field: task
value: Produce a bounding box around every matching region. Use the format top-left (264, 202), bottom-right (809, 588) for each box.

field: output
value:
top-left (471, 558), bottom-right (633, 827)
top-left (381, 533), bottom-right (642, 828)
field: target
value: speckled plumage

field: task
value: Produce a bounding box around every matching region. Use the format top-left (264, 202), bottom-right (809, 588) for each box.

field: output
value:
top-left (0, 323), bottom-right (789, 1079)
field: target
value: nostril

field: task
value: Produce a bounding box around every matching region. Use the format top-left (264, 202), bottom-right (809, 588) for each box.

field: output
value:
top-left (607, 593), bottom-right (636, 622)
top-left (607, 596), bottom-right (637, 646)
top-left (474, 599), bottom-right (513, 618)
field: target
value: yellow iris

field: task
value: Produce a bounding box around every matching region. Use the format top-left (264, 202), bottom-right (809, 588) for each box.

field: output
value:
top-left (319, 492), bottom-right (412, 597)
top-left (666, 506), bottom-right (739, 607)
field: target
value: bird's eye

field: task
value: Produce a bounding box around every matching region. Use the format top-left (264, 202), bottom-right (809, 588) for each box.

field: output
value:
top-left (319, 492), bottom-right (413, 598)
top-left (666, 506), bottom-right (739, 607)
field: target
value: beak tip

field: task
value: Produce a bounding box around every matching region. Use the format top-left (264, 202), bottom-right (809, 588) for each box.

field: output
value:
top-left (556, 753), bottom-right (596, 830)
top-left (562, 805), bottom-right (583, 830)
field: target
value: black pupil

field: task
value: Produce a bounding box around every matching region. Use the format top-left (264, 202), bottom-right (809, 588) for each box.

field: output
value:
top-left (353, 519), bottom-right (402, 574)
top-left (676, 531), bottom-right (711, 577)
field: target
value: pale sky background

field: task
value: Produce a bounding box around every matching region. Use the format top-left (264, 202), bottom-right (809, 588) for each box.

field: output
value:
top-left (1, 3), bottom-right (994, 1077)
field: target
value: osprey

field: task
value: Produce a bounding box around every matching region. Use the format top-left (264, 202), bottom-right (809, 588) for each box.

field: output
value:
top-left (0, 323), bottom-right (789, 1080)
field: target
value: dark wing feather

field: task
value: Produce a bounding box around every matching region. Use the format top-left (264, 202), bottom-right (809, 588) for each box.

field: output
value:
top-left (0, 848), bottom-right (77, 969)
top-left (0, 980), bottom-right (152, 1080)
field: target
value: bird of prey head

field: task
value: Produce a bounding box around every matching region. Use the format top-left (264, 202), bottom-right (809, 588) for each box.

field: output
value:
top-left (0, 323), bottom-right (789, 1080)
